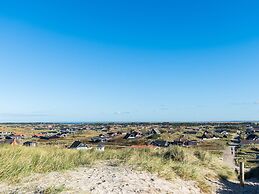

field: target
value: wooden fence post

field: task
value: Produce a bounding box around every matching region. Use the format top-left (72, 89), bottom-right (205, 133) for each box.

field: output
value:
top-left (239, 161), bottom-right (245, 187)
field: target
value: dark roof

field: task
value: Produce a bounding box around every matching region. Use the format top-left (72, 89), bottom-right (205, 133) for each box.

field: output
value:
top-left (0, 139), bottom-right (20, 145)
top-left (150, 140), bottom-right (169, 147)
top-left (151, 129), bottom-right (161, 135)
top-left (40, 136), bottom-right (49, 140)
top-left (241, 140), bottom-right (259, 145)
top-left (123, 131), bottom-right (141, 139)
top-left (91, 136), bottom-right (102, 141)
top-left (201, 132), bottom-right (215, 139)
top-left (69, 141), bottom-right (88, 148)
top-left (23, 141), bottom-right (36, 144)
top-left (246, 134), bottom-right (259, 140)
top-left (185, 140), bottom-right (198, 146)
top-left (123, 133), bottom-right (131, 139)
top-left (23, 141), bottom-right (37, 146)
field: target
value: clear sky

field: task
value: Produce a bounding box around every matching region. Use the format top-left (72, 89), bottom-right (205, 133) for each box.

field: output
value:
top-left (0, 0), bottom-right (259, 122)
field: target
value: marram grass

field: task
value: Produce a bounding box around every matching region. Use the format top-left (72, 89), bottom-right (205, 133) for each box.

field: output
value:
top-left (0, 145), bottom-right (235, 193)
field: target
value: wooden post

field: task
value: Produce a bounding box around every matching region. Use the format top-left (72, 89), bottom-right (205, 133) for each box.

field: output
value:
top-left (231, 146), bottom-right (235, 156)
top-left (239, 161), bottom-right (245, 187)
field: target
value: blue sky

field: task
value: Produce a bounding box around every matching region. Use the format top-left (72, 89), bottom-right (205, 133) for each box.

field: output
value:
top-left (0, 0), bottom-right (259, 122)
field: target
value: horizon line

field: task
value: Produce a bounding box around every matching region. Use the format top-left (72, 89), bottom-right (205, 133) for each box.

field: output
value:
top-left (0, 120), bottom-right (258, 124)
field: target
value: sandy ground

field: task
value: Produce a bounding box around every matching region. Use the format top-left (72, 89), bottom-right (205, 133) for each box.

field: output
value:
top-left (1, 155), bottom-right (259, 194)
top-left (222, 146), bottom-right (236, 170)
top-left (0, 163), bottom-right (202, 194)
top-left (214, 179), bottom-right (259, 194)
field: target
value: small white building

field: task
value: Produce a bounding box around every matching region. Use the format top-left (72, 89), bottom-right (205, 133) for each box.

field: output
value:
top-left (69, 141), bottom-right (91, 150)
top-left (96, 144), bottom-right (105, 152)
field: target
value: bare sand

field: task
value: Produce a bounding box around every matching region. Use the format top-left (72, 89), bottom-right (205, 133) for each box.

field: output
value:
top-left (2, 162), bottom-right (259, 194)
top-left (0, 163), bottom-right (202, 194)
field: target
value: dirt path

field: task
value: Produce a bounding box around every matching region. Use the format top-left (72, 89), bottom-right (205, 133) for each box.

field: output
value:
top-left (219, 146), bottom-right (259, 193)
top-left (222, 146), bottom-right (236, 170)
top-left (0, 164), bottom-right (202, 194)
top-left (215, 179), bottom-right (259, 194)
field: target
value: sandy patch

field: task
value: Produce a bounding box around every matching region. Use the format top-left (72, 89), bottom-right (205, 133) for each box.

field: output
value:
top-left (0, 163), bottom-right (202, 194)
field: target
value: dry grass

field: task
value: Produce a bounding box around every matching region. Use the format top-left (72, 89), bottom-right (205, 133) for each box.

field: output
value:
top-left (0, 125), bottom-right (47, 136)
top-left (0, 145), bottom-right (235, 193)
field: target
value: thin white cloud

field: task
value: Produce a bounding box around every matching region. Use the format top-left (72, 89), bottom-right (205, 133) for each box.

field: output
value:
top-left (113, 111), bottom-right (130, 115)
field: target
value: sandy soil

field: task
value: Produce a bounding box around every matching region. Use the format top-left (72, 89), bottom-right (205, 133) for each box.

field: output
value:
top-left (0, 163), bottom-right (202, 194)
top-left (214, 179), bottom-right (259, 194)
top-left (1, 161), bottom-right (258, 194)
top-left (222, 146), bottom-right (236, 170)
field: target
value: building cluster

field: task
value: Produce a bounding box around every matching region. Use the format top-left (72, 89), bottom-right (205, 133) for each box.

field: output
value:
top-left (0, 122), bottom-right (258, 149)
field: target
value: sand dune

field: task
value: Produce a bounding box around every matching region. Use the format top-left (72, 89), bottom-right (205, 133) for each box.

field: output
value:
top-left (0, 164), bottom-right (202, 194)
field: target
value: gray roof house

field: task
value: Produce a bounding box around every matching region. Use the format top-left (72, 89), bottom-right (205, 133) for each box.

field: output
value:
top-left (69, 141), bottom-right (91, 150)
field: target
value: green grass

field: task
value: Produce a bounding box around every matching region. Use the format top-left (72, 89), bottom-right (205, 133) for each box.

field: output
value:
top-left (0, 145), bottom-right (235, 193)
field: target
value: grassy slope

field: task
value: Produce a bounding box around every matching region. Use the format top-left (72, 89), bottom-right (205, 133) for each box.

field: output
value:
top-left (0, 145), bottom-right (235, 193)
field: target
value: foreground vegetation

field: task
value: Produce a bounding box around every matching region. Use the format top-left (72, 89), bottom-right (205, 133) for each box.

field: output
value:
top-left (0, 145), bottom-right (235, 193)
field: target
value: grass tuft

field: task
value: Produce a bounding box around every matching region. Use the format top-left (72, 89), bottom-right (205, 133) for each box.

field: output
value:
top-left (163, 146), bottom-right (187, 162)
